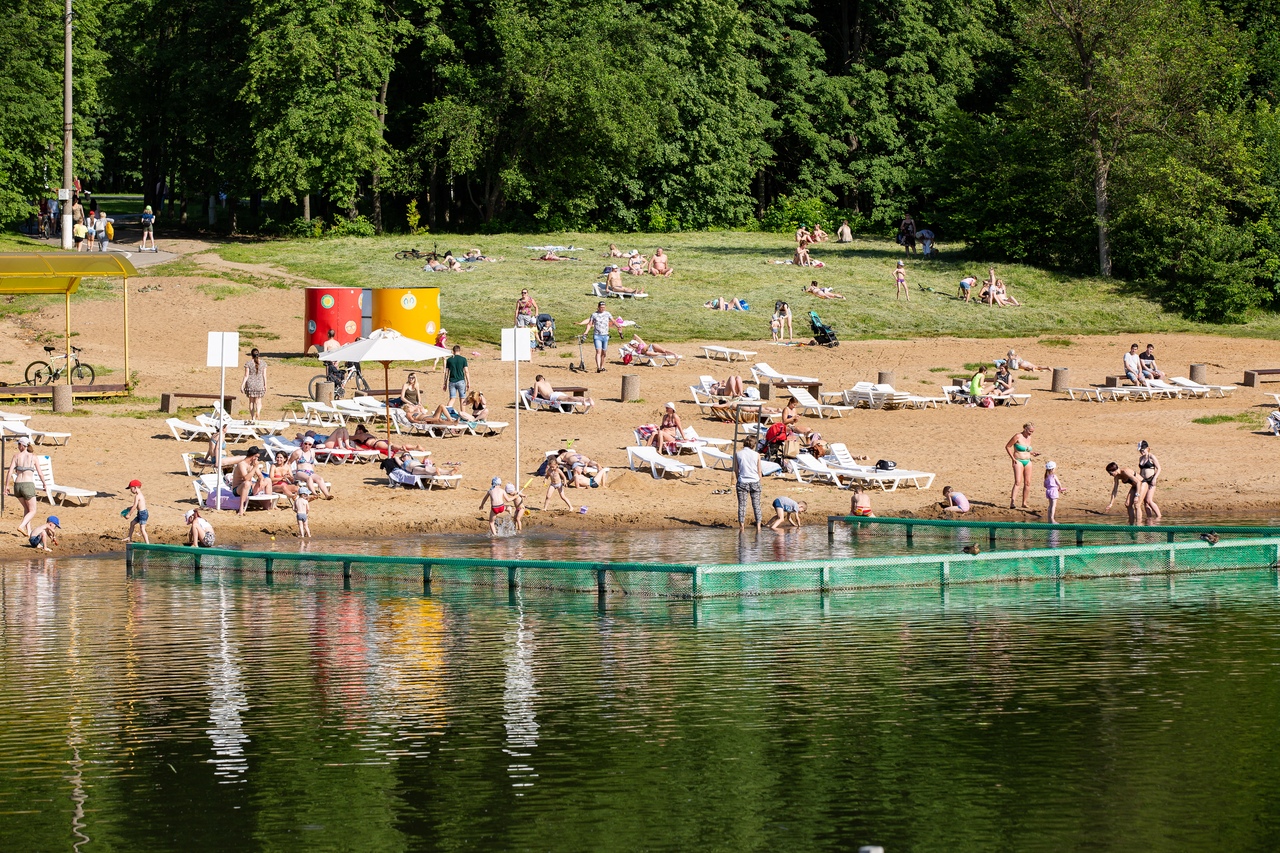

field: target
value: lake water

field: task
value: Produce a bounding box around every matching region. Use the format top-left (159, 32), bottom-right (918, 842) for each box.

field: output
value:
top-left (4, 529), bottom-right (1280, 851)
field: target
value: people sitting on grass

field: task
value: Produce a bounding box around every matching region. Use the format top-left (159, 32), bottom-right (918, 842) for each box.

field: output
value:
top-left (804, 281), bottom-right (845, 300)
top-left (983, 278), bottom-right (1021, 306)
top-left (647, 248), bottom-right (674, 277)
top-left (836, 219), bottom-right (853, 243)
top-left (605, 266), bottom-right (646, 295)
top-left (811, 223), bottom-right (829, 243)
top-left (626, 250), bottom-right (646, 274)
top-left (704, 297), bottom-right (748, 311)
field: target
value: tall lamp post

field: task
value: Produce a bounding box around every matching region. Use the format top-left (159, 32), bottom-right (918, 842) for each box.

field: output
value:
top-left (60, 0), bottom-right (73, 250)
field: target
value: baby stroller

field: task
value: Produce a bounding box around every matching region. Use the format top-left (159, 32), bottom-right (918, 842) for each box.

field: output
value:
top-left (809, 311), bottom-right (839, 347)
top-left (535, 313), bottom-right (556, 349)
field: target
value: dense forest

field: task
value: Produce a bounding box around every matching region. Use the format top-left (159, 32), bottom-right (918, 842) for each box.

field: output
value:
top-left (2, 0), bottom-right (1280, 319)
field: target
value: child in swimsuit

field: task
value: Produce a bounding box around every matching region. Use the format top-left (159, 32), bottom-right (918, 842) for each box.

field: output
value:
top-left (1044, 462), bottom-right (1065, 524)
top-left (850, 486), bottom-right (874, 517)
top-left (543, 461), bottom-right (574, 511)
top-left (123, 479), bottom-right (149, 543)
top-left (29, 516), bottom-right (60, 552)
top-left (295, 493), bottom-right (311, 538)
top-left (481, 477), bottom-right (508, 534)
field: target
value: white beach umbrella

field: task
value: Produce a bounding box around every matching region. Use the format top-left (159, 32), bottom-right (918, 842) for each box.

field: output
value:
top-left (320, 328), bottom-right (453, 445)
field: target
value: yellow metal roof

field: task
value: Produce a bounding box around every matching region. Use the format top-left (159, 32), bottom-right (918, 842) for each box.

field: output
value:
top-left (0, 252), bottom-right (138, 294)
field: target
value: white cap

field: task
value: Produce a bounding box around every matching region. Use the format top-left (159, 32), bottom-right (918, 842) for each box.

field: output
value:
top-left (185, 509), bottom-right (196, 522)
top-left (15, 435), bottom-right (30, 446)
top-left (1045, 460), bottom-right (1057, 470)
top-left (491, 476), bottom-right (502, 487)
top-left (505, 483), bottom-right (517, 495)
top-left (665, 402), bottom-right (675, 410)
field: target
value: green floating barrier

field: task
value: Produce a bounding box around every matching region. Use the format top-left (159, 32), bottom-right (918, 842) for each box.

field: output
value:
top-left (126, 534), bottom-right (1280, 599)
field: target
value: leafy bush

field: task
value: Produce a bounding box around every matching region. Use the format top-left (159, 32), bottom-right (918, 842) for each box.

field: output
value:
top-left (760, 196), bottom-right (835, 234)
top-left (405, 200), bottom-right (428, 235)
top-left (328, 214), bottom-right (375, 238)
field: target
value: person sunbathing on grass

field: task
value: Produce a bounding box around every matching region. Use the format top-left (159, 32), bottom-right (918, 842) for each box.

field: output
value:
top-left (804, 281), bottom-right (845, 300)
top-left (811, 224), bottom-right (829, 243)
top-left (626, 250), bottom-right (647, 274)
top-left (704, 297), bottom-right (747, 311)
top-left (629, 335), bottom-right (677, 356)
top-left (647, 248), bottom-right (674, 277)
top-left (605, 267), bottom-right (646, 295)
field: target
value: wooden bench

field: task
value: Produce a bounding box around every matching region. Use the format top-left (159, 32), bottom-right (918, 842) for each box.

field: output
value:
top-left (160, 392), bottom-right (237, 414)
top-left (1242, 369), bottom-right (1280, 387)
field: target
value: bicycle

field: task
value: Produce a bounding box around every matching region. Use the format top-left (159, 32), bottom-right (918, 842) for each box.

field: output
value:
top-left (309, 362), bottom-right (370, 401)
top-left (26, 345), bottom-right (96, 385)
top-left (394, 246), bottom-right (439, 262)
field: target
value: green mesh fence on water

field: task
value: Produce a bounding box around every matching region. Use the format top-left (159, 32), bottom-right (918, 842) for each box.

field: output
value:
top-left (827, 515), bottom-right (1280, 548)
top-left (127, 535), bottom-right (1280, 599)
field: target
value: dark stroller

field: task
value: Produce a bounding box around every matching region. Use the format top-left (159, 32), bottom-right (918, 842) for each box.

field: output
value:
top-left (535, 313), bottom-right (556, 349)
top-left (809, 311), bottom-right (839, 347)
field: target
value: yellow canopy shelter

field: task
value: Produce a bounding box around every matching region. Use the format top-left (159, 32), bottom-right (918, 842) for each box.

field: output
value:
top-left (0, 253), bottom-right (137, 385)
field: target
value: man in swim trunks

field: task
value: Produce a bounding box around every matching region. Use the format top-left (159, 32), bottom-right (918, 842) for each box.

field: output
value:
top-left (480, 476), bottom-right (507, 535)
top-left (647, 248), bottom-right (674, 277)
top-left (1105, 462), bottom-right (1144, 524)
top-left (531, 375), bottom-right (594, 410)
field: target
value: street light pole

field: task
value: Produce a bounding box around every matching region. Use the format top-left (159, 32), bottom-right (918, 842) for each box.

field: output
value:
top-left (60, 0), bottom-right (73, 250)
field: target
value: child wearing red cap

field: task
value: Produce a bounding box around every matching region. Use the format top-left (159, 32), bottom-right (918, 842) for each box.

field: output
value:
top-left (123, 479), bottom-right (149, 543)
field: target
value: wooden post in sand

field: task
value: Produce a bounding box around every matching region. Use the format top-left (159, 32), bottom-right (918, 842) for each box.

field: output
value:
top-left (621, 374), bottom-right (640, 402)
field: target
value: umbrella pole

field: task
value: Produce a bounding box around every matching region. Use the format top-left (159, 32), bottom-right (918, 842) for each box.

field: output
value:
top-left (384, 362), bottom-right (391, 449)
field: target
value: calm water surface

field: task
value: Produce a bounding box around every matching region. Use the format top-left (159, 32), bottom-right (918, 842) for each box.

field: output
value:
top-left (3, 527), bottom-right (1280, 851)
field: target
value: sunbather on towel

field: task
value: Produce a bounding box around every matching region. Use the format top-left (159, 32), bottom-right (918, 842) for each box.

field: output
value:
top-left (704, 297), bottom-right (747, 311)
top-left (605, 267), bottom-right (646, 295)
top-left (531, 375), bottom-right (595, 410)
top-left (650, 402), bottom-right (684, 453)
top-left (804, 281), bottom-right (845, 299)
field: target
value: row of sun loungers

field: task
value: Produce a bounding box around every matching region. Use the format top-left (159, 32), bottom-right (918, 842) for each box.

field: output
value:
top-left (1065, 377), bottom-right (1237, 401)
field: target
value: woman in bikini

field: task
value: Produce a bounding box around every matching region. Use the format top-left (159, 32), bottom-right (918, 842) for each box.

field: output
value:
top-left (1105, 462), bottom-right (1144, 524)
top-left (270, 452), bottom-right (300, 502)
top-left (1137, 440), bottom-right (1162, 519)
top-left (464, 390), bottom-right (488, 421)
top-left (1005, 423), bottom-right (1040, 509)
top-left (6, 436), bottom-right (49, 536)
top-left (352, 423), bottom-right (424, 455)
top-left (651, 403), bottom-right (684, 452)
top-left (289, 436), bottom-right (332, 499)
top-left (629, 335), bottom-right (676, 356)
top-left (781, 396), bottom-right (811, 436)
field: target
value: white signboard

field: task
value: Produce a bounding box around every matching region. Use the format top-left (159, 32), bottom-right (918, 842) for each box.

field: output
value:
top-left (206, 331), bottom-right (241, 368)
top-left (57, 188), bottom-right (71, 201)
top-left (501, 327), bottom-right (532, 362)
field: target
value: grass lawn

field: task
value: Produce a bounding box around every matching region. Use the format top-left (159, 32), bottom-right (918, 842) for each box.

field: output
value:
top-left (211, 231), bottom-right (1280, 346)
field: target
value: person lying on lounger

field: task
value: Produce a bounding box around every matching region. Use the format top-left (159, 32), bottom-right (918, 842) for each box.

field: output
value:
top-left (710, 376), bottom-right (746, 397)
top-left (803, 281), bottom-right (845, 300)
top-left (393, 451), bottom-right (458, 478)
top-left (352, 423), bottom-right (425, 455)
top-left (629, 336), bottom-right (677, 356)
top-left (402, 402), bottom-right (461, 424)
top-left (531, 375), bottom-right (595, 410)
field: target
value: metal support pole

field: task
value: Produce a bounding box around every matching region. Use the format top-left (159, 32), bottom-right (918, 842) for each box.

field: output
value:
top-left (596, 568), bottom-right (607, 596)
top-left (508, 565), bottom-right (518, 590)
top-left (60, 0), bottom-right (73, 250)
top-left (422, 562), bottom-right (432, 592)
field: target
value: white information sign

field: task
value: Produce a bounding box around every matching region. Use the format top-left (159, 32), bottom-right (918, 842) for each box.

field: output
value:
top-left (206, 331), bottom-right (240, 368)
top-left (501, 327), bottom-right (532, 362)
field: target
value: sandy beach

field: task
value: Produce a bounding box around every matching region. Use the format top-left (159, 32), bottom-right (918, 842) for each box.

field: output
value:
top-left (1, 249), bottom-right (1276, 557)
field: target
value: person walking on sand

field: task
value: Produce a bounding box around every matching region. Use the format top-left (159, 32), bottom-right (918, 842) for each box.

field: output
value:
top-left (444, 345), bottom-right (470, 411)
top-left (543, 459), bottom-right (574, 511)
top-left (1044, 461), bottom-right (1065, 524)
top-left (733, 436), bottom-right (763, 532)
top-left (1005, 423), bottom-right (1039, 509)
top-left (241, 348), bottom-right (267, 422)
top-left (1105, 462), bottom-right (1144, 524)
top-left (480, 476), bottom-right (508, 535)
top-left (768, 497), bottom-right (807, 530)
top-left (6, 435), bottom-right (49, 536)
top-left (578, 302), bottom-right (614, 373)
top-left (895, 261), bottom-right (909, 302)
top-left (1137, 440), bottom-right (1162, 519)
top-left (122, 479), bottom-right (149, 543)
top-left (294, 492), bottom-right (311, 538)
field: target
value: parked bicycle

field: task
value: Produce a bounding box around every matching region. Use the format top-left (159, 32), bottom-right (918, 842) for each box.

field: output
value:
top-left (394, 247), bottom-right (439, 262)
top-left (26, 345), bottom-right (95, 385)
top-left (309, 362), bottom-right (369, 401)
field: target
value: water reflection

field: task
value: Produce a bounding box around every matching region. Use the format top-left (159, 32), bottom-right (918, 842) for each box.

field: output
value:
top-left (205, 585), bottom-right (249, 781)
top-left (502, 594), bottom-right (539, 794)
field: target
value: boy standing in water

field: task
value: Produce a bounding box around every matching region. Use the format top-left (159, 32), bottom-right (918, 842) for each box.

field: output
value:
top-left (295, 492), bottom-right (311, 538)
top-left (481, 476), bottom-right (508, 534)
top-left (123, 479), bottom-right (149, 543)
top-left (505, 483), bottom-right (526, 532)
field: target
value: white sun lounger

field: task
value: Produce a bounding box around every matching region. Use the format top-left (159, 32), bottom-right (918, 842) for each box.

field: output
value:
top-left (787, 387), bottom-right (854, 418)
top-left (520, 389), bottom-right (591, 414)
top-left (2, 420), bottom-right (72, 446)
top-left (591, 282), bottom-right (648, 299)
top-left (35, 455), bottom-right (96, 506)
top-left (620, 344), bottom-right (681, 367)
top-left (626, 445), bottom-right (696, 479)
top-left (827, 444), bottom-right (934, 491)
top-left (333, 400), bottom-right (379, 422)
top-left (1171, 377), bottom-right (1236, 397)
top-left (0, 410), bottom-right (31, 423)
top-left (750, 363), bottom-right (820, 385)
top-left (166, 417), bottom-right (215, 441)
top-left (284, 401), bottom-right (347, 427)
top-left (701, 345), bottom-right (757, 362)
top-left (791, 453), bottom-right (854, 487)
top-left (1064, 387), bottom-right (1127, 402)
top-left (196, 414), bottom-right (260, 441)
top-left (193, 473), bottom-right (282, 510)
